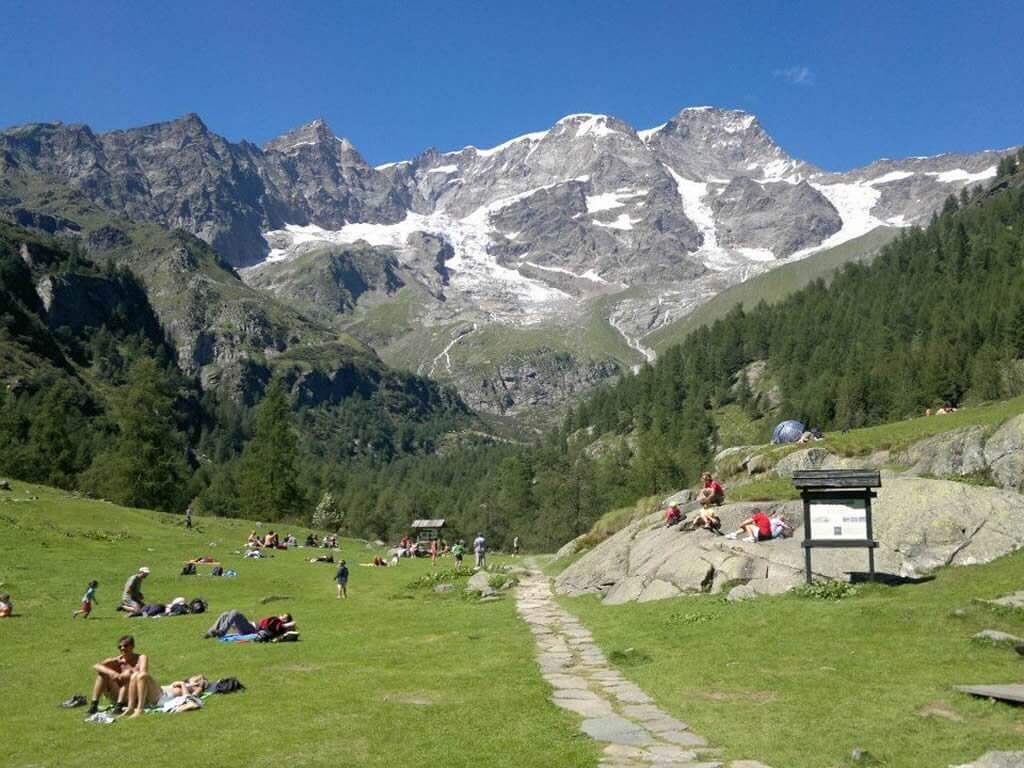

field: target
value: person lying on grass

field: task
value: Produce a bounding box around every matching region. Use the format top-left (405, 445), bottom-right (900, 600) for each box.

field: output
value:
top-left (203, 610), bottom-right (295, 640)
top-left (89, 634), bottom-right (142, 714)
top-left (121, 671), bottom-right (207, 719)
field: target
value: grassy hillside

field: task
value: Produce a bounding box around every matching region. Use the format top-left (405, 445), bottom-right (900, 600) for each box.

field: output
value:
top-left (646, 226), bottom-right (899, 354)
top-left (0, 483), bottom-right (594, 768)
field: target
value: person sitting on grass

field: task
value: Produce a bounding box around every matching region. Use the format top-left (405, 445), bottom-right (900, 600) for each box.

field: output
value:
top-left (89, 634), bottom-right (142, 714)
top-left (247, 530), bottom-right (262, 548)
top-left (725, 508), bottom-right (775, 543)
top-left (0, 591), bottom-right (13, 618)
top-left (698, 472), bottom-right (725, 510)
top-left (119, 567), bottom-right (149, 613)
top-left (203, 610), bottom-right (295, 640)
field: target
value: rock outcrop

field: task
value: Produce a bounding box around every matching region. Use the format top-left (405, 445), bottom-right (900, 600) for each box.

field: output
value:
top-left (555, 478), bottom-right (1024, 604)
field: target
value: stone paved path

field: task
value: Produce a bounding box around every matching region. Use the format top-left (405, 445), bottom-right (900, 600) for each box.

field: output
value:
top-left (515, 565), bottom-right (771, 768)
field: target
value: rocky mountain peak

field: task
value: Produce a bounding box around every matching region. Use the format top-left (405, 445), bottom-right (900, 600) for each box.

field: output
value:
top-left (551, 113), bottom-right (634, 141)
top-left (158, 112), bottom-right (211, 137)
top-left (263, 118), bottom-right (357, 156)
top-left (646, 105), bottom-right (807, 181)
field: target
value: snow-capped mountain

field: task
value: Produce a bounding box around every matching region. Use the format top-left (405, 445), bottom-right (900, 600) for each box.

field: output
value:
top-left (0, 108), bottom-right (1011, 415)
top-left (248, 107), bottom-right (1004, 357)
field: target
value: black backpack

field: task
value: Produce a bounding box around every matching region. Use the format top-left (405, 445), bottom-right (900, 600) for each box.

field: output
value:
top-left (211, 566), bottom-right (223, 577)
top-left (181, 562), bottom-right (196, 576)
top-left (209, 677), bottom-right (245, 694)
top-left (188, 597), bottom-right (208, 614)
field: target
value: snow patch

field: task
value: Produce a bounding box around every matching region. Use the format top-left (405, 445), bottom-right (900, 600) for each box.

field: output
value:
top-left (868, 170), bottom-right (915, 185)
top-left (473, 129), bottom-right (549, 159)
top-left (255, 208), bottom-right (571, 312)
top-left (664, 165), bottom-right (733, 270)
top-left (926, 166), bottom-right (997, 184)
top-left (637, 124), bottom-right (665, 142)
top-left (524, 261), bottom-right (610, 284)
top-left (375, 159), bottom-right (411, 170)
top-left (585, 189), bottom-right (648, 213)
top-left (782, 181), bottom-right (888, 263)
top-left (426, 164), bottom-right (459, 174)
top-left (592, 214), bottom-right (640, 230)
top-left (576, 114), bottom-right (619, 138)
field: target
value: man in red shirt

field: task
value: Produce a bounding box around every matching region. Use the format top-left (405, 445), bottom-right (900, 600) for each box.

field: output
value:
top-left (725, 509), bottom-right (773, 542)
top-left (698, 472), bottom-right (725, 510)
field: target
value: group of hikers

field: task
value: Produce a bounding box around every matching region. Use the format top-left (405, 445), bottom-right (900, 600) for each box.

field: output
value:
top-left (664, 472), bottom-right (792, 542)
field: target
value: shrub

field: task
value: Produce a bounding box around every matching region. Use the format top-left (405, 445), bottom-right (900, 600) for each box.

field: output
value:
top-left (796, 579), bottom-right (858, 601)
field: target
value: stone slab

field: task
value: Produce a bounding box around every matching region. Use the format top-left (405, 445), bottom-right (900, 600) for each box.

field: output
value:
top-left (580, 716), bottom-right (654, 746)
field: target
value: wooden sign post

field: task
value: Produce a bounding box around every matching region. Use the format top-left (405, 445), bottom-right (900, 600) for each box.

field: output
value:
top-left (792, 469), bottom-right (881, 584)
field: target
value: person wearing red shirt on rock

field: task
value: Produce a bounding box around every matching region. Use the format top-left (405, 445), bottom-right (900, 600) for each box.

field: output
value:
top-left (698, 472), bottom-right (725, 510)
top-left (725, 508), bottom-right (773, 542)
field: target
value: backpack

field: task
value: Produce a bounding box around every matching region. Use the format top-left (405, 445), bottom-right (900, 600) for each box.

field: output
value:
top-left (209, 677), bottom-right (245, 694)
top-left (188, 597), bottom-right (208, 614)
top-left (181, 562), bottom-right (196, 576)
top-left (211, 566), bottom-right (224, 577)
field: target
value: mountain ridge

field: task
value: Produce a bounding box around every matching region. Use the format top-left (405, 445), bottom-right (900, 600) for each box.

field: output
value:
top-left (1, 107), bottom-right (1016, 418)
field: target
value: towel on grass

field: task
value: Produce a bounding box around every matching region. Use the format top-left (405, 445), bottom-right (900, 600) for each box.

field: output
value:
top-left (219, 633), bottom-right (260, 643)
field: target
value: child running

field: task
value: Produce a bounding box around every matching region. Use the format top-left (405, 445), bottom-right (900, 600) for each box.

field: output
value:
top-left (73, 580), bottom-right (99, 619)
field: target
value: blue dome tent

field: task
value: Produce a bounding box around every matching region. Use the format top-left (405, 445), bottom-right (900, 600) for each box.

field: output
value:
top-left (771, 419), bottom-right (805, 444)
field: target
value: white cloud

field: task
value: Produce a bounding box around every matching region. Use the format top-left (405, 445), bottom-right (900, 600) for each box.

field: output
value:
top-left (775, 65), bottom-right (815, 86)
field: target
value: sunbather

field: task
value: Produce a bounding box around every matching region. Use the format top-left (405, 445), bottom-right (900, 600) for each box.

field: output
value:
top-left (121, 672), bottom-right (206, 719)
top-left (203, 610), bottom-right (295, 639)
top-left (88, 635), bottom-right (142, 714)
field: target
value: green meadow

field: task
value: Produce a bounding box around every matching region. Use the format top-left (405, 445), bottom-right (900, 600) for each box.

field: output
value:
top-left (0, 484), bottom-right (594, 768)
top-left (4, 478), bottom-right (1024, 768)
top-left (560, 553), bottom-right (1024, 767)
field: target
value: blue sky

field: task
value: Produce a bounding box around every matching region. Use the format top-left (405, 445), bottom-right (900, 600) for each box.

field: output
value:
top-left (2, 0), bottom-right (1021, 171)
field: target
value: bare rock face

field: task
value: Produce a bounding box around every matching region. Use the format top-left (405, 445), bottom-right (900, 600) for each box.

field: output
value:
top-left (555, 478), bottom-right (1024, 603)
top-left (894, 415), bottom-right (1024, 493)
top-left (712, 177), bottom-right (842, 257)
top-left (457, 349), bottom-right (621, 416)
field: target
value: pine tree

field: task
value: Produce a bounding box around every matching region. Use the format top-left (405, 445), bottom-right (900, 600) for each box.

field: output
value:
top-left (82, 358), bottom-right (188, 511)
top-left (238, 378), bottom-right (304, 521)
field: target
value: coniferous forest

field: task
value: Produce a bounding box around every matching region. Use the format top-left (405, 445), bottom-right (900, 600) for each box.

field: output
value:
top-left (1, 160), bottom-right (1023, 550)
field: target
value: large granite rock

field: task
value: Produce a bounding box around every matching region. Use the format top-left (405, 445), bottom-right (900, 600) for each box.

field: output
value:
top-left (555, 478), bottom-right (1024, 602)
top-left (894, 414), bottom-right (1024, 493)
